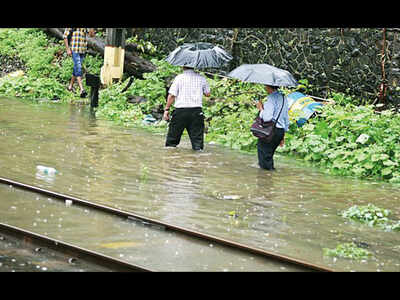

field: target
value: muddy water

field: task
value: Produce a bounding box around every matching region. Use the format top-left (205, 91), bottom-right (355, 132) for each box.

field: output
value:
top-left (1, 97), bottom-right (400, 271)
top-left (1, 184), bottom-right (294, 271)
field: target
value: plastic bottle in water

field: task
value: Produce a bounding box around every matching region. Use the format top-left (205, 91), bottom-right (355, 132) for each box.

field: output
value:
top-left (36, 165), bottom-right (58, 175)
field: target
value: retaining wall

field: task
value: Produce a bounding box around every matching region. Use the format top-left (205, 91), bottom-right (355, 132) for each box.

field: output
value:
top-left (140, 28), bottom-right (400, 105)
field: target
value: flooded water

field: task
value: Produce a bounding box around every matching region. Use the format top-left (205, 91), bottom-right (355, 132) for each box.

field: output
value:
top-left (0, 221), bottom-right (114, 272)
top-left (1, 97), bottom-right (400, 271)
top-left (1, 184), bottom-right (294, 271)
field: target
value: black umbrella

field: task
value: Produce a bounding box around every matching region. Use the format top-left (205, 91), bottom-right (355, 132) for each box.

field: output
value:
top-left (165, 42), bottom-right (233, 69)
top-left (228, 64), bottom-right (298, 87)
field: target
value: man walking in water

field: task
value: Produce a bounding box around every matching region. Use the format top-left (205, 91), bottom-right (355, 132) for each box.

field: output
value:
top-left (63, 28), bottom-right (95, 98)
top-left (163, 66), bottom-right (210, 151)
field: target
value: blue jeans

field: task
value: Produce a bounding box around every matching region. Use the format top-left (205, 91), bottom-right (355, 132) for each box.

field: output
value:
top-left (72, 52), bottom-right (85, 77)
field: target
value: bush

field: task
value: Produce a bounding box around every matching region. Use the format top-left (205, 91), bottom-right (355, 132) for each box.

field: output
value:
top-left (0, 28), bottom-right (103, 102)
top-left (279, 98), bottom-right (400, 183)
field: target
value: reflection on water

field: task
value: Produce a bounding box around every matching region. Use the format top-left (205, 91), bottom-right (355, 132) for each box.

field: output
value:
top-left (0, 226), bottom-right (114, 272)
top-left (1, 97), bottom-right (400, 271)
top-left (0, 184), bottom-right (299, 271)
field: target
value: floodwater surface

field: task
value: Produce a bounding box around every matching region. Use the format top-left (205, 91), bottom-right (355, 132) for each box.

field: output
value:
top-left (1, 97), bottom-right (400, 271)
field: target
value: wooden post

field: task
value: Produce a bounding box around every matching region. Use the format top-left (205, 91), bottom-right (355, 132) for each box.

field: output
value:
top-left (101, 28), bottom-right (126, 86)
top-left (86, 73), bottom-right (100, 108)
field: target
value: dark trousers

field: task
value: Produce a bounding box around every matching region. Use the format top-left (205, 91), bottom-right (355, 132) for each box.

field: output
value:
top-left (257, 128), bottom-right (285, 170)
top-left (166, 107), bottom-right (204, 150)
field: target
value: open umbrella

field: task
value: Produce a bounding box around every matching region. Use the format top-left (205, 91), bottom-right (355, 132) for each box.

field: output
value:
top-left (227, 64), bottom-right (298, 87)
top-left (165, 42), bottom-right (233, 69)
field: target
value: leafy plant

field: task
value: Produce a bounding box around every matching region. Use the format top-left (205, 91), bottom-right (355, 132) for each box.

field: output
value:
top-left (126, 35), bottom-right (159, 59)
top-left (0, 28), bottom-right (104, 102)
top-left (340, 204), bottom-right (400, 231)
top-left (323, 242), bottom-right (372, 260)
top-left (279, 99), bottom-right (400, 183)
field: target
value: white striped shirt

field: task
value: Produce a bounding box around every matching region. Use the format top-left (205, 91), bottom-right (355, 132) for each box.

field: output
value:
top-left (168, 69), bottom-right (210, 108)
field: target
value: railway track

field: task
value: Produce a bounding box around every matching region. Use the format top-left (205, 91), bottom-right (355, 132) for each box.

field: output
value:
top-left (0, 222), bottom-right (152, 272)
top-left (0, 176), bottom-right (334, 272)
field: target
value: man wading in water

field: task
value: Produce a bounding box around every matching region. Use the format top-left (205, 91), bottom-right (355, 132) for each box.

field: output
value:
top-left (63, 28), bottom-right (95, 98)
top-left (163, 66), bottom-right (210, 151)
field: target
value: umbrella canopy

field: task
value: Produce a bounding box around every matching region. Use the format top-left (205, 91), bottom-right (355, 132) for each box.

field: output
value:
top-left (165, 42), bottom-right (233, 69)
top-left (227, 64), bottom-right (298, 87)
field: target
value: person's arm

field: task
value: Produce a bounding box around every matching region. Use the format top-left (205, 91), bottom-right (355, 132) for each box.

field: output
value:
top-left (259, 97), bottom-right (274, 121)
top-left (203, 77), bottom-right (210, 97)
top-left (63, 28), bottom-right (72, 56)
top-left (280, 133), bottom-right (285, 147)
top-left (64, 39), bottom-right (72, 56)
top-left (163, 94), bottom-right (176, 121)
top-left (256, 99), bottom-right (263, 112)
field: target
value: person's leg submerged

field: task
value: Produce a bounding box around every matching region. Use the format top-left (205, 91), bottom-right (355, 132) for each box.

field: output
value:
top-left (166, 109), bottom-right (185, 147)
top-left (257, 129), bottom-right (285, 170)
top-left (187, 108), bottom-right (204, 151)
top-left (257, 139), bottom-right (275, 170)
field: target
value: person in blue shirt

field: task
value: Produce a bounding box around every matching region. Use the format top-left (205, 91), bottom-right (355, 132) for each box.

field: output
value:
top-left (255, 85), bottom-right (290, 170)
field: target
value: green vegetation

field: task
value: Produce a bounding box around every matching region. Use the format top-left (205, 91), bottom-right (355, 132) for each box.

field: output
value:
top-left (323, 242), bottom-right (372, 260)
top-left (0, 28), bottom-right (102, 102)
top-left (280, 95), bottom-right (400, 183)
top-left (341, 204), bottom-right (400, 231)
top-left (1, 28), bottom-right (400, 184)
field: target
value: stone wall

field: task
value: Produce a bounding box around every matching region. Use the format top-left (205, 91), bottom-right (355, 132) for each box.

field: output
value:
top-left (140, 28), bottom-right (400, 105)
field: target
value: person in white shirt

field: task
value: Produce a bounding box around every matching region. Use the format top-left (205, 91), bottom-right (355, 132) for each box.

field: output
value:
top-left (163, 67), bottom-right (210, 151)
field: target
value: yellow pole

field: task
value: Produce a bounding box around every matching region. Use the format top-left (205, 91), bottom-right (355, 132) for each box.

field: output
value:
top-left (100, 29), bottom-right (125, 86)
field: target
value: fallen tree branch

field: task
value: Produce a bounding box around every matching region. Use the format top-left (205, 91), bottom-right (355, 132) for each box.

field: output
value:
top-left (42, 28), bottom-right (157, 79)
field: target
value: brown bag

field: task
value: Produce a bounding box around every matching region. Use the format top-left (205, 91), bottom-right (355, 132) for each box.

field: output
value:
top-left (250, 95), bottom-right (284, 143)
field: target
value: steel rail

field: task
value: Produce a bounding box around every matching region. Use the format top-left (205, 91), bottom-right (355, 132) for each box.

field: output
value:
top-left (0, 222), bottom-right (152, 272)
top-left (0, 176), bottom-right (334, 272)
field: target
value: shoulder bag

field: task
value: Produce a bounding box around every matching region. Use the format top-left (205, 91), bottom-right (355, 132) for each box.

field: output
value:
top-left (250, 94), bottom-right (285, 143)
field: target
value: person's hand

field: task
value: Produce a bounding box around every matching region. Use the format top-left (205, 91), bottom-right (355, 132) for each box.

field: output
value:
top-left (256, 100), bottom-right (263, 111)
top-left (163, 111), bottom-right (170, 121)
top-left (279, 137), bottom-right (285, 147)
top-left (67, 48), bottom-right (72, 56)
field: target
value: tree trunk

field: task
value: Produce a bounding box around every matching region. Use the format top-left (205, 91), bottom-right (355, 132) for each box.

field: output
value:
top-left (42, 28), bottom-right (157, 79)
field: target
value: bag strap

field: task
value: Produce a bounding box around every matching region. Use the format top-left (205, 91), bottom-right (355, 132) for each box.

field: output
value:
top-left (273, 94), bottom-right (285, 128)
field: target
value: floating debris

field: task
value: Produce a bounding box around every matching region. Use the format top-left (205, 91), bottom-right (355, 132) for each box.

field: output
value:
top-left (68, 258), bottom-right (77, 264)
top-left (223, 195), bottom-right (242, 200)
top-left (100, 242), bottom-right (140, 249)
top-left (227, 211), bottom-right (239, 218)
top-left (213, 191), bottom-right (242, 201)
top-left (142, 114), bottom-right (157, 125)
